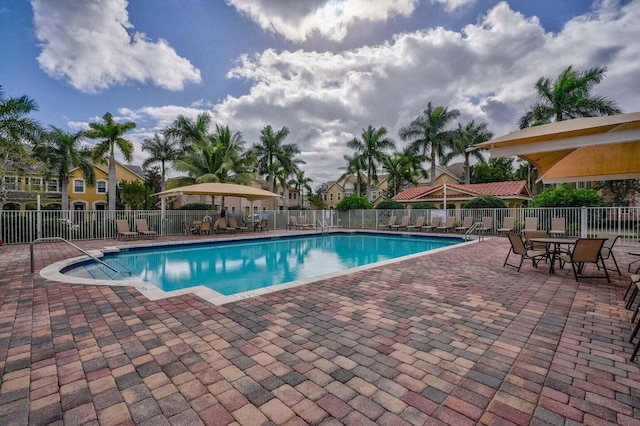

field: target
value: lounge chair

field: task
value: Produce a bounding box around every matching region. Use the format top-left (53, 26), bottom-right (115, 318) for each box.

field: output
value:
top-left (497, 217), bottom-right (515, 234)
top-left (549, 217), bottom-right (566, 236)
top-left (559, 237), bottom-right (610, 282)
top-left (229, 216), bottom-right (248, 232)
top-left (422, 216), bottom-right (441, 232)
top-left (199, 220), bottom-right (212, 235)
top-left (596, 232), bottom-right (621, 275)
top-left (183, 221), bottom-right (198, 235)
top-left (288, 216), bottom-right (300, 230)
top-left (455, 216), bottom-right (473, 233)
top-left (503, 232), bottom-right (547, 272)
top-left (477, 216), bottom-right (493, 235)
top-left (378, 215), bottom-right (397, 230)
top-left (214, 217), bottom-right (229, 233)
top-left (135, 219), bottom-right (157, 238)
top-left (406, 216), bottom-right (425, 231)
top-left (523, 217), bottom-right (538, 233)
top-left (391, 216), bottom-right (411, 231)
top-left (298, 217), bottom-right (314, 229)
top-left (436, 216), bottom-right (455, 232)
top-left (116, 220), bottom-right (138, 239)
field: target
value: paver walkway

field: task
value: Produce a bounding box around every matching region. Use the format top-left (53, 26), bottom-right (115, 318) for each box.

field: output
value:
top-left (1, 234), bottom-right (640, 425)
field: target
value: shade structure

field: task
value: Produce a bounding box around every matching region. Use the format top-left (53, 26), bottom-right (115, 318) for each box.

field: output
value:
top-left (473, 112), bottom-right (640, 183)
top-left (155, 182), bottom-right (281, 201)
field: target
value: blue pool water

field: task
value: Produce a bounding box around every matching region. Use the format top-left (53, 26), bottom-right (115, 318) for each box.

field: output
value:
top-left (65, 233), bottom-right (463, 296)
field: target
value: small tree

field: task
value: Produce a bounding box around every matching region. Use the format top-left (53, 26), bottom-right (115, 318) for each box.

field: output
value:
top-left (532, 184), bottom-right (603, 207)
top-left (119, 180), bottom-right (156, 210)
top-left (596, 180), bottom-right (638, 207)
top-left (376, 200), bottom-right (403, 210)
top-left (463, 195), bottom-right (508, 209)
top-left (410, 201), bottom-right (437, 210)
top-left (336, 195), bottom-right (372, 211)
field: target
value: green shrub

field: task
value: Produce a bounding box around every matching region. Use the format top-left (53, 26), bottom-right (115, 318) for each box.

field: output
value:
top-left (177, 203), bottom-right (212, 210)
top-left (336, 195), bottom-right (372, 211)
top-left (532, 184), bottom-right (603, 207)
top-left (376, 200), bottom-right (403, 210)
top-left (463, 195), bottom-right (508, 209)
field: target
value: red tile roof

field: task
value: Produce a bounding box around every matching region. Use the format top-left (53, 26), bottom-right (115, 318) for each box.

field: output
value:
top-left (393, 180), bottom-right (530, 201)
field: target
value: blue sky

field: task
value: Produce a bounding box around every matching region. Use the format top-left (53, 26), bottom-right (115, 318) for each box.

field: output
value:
top-left (1, 0), bottom-right (638, 186)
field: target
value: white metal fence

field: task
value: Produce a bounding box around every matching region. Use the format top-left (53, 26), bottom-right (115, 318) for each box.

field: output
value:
top-left (1, 207), bottom-right (639, 248)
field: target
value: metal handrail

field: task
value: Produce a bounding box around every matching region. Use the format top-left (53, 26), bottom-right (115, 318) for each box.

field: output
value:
top-left (465, 222), bottom-right (484, 241)
top-left (30, 237), bottom-right (124, 276)
top-left (317, 218), bottom-right (330, 233)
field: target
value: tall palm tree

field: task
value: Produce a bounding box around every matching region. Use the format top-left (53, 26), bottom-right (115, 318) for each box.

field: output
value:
top-left (400, 103), bottom-right (460, 185)
top-left (277, 146), bottom-right (305, 211)
top-left (291, 169), bottom-right (313, 208)
top-left (141, 133), bottom-right (178, 192)
top-left (252, 125), bottom-right (300, 208)
top-left (382, 148), bottom-right (426, 198)
top-left (338, 154), bottom-right (367, 197)
top-left (164, 112), bottom-right (211, 152)
top-left (519, 65), bottom-right (621, 129)
top-left (85, 112), bottom-right (136, 211)
top-left (346, 125), bottom-right (395, 200)
top-left (36, 127), bottom-right (96, 210)
top-left (442, 120), bottom-right (492, 184)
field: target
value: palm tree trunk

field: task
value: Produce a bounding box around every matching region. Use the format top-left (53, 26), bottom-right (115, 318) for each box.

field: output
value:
top-left (464, 154), bottom-right (471, 185)
top-left (430, 147), bottom-right (437, 186)
top-left (160, 160), bottom-right (166, 192)
top-left (109, 154), bottom-right (117, 211)
top-left (61, 177), bottom-right (69, 212)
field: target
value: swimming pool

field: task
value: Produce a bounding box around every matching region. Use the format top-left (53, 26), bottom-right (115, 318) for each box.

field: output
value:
top-left (59, 232), bottom-right (466, 299)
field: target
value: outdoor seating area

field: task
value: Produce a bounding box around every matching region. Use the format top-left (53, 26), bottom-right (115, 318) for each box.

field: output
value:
top-left (5, 235), bottom-right (640, 425)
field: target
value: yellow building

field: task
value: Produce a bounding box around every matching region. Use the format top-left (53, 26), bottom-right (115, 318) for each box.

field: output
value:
top-left (68, 161), bottom-right (145, 211)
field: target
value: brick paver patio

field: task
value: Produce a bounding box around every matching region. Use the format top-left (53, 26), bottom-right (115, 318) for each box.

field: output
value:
top-left (1, 233), bottom-right (640, 425)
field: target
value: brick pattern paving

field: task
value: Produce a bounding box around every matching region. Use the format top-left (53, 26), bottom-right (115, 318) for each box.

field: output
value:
top-left (1, 235), bottom-right (640, 425)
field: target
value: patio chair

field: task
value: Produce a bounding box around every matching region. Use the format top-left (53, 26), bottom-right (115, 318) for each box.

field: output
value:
top-left (255, 218), bottom-right (268, 231)
top-left (228, 216), bottom-right (248, 232)
top-left (559, 238), bottom-right (610, 283)
top-left (298, 217), bottom-right (314, 229)
top-left (214, 217), bottom-right (229, 233)
top-left (288, 216), bottom-right (300, 230)
top-left (116, 220), bottom-right (138, 239)
top-left (497, 217), bottom-right (515, 234)
top-left (455, 216), bottom-right (473, 233)
top-left (523, 230), bottom-right (548, 252)
top-left (436, 216), bottom-right (455, 232)
top-left (549, 217), bottom-right (566, 236)
top-left (183, 221), bottom-right (199, 235)
top-left (378, 215), bottom-right (397, 230)
top-left (477, 216), bottom-right (493, 235)
top-left (406, 216), bottom-right (425, 231)
top-left (503, 232), bottom-right (547, 272)
top-left (135, 219), bottom-right (157, 238)
top-left (596, 232), bottom-right (622, 275)
top-left (391, 216), bottom-right (411, 231)
top-left (523, 217), bottom-right (538, 233)
top-left (199, 220), bottom-right (212, 235)
top-left (422, 216), bottom-right (441, 232)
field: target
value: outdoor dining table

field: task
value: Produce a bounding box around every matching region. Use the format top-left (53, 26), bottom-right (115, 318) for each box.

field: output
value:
top-left (529, 237), bottom-right (578, 274)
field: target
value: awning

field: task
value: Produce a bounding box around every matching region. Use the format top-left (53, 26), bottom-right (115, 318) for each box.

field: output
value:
top-left (472, 112), bottom-right (640, 183)
top-left (155, 182), bottom-right (281, 201)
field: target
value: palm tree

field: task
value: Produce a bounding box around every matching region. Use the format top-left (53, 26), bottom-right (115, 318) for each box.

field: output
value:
top-left (252, 125), bottom-right (300, 208)
top-left (85, 112), bottom-right (136, 211)
top-left (338, 154), bottom-right (367, 197)
top-left (141, 133), bottom-right (178, 192)
top-left (36, 127), bottom-right (96, 210)
top-left (291, 169), bottom-right (313, 208)
top-left (400, 103), bottom-right (460, 185)
top-left (346, 125), bottom-right (395, 200)
top-left (164, 112), bottom-right (211, 152)
top-left (519, 65), bottom-right (621, 129)
top-left (382, 148), bottom-right (425, 198)
top-left (277, 146), bottom-right (305, 211)
top-left (442, 121), bottom-right (492, 184)
top-left (0, 86), bottom-right (42, 213)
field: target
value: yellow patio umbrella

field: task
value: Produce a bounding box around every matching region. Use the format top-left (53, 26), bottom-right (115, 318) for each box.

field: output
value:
top-left (472, 112), bottom-right (640, 183)
top-left (155, 182), bottom-right (281, 201)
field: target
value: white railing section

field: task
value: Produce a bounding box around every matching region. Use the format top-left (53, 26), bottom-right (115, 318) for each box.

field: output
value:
top-left (1, 207), bottom-right (639, 248)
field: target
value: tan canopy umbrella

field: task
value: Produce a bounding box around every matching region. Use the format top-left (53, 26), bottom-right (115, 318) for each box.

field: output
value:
top-left (155, 182), bottom-right (281, 201)
top-left (473, 112), bottom-right (640, 183)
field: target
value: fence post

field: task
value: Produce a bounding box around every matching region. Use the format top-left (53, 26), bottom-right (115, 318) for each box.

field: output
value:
top-left (581, 206), bottom-right (587, 238)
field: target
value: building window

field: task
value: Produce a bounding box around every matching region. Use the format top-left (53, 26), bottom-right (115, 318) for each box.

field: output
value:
top-left (4, 177), bottom-right (18, 190)
top-left (96, 180), bottom-right (107, 194)
top-left (231, 206), bottom-right (236, 213)
top-left (95, 203), bottom-right (106, 211)
top-left (73, 179), bottom-right (85, 193)
top-left (346, 192), bottom-right (352, 197)
top-left (371, 191), bottom-right (377, 200)
top-left (330, 194), bottom-right (334, 201)
top-left (323, 194), bottom-right (326, 201)
top-left (29, 177), bottom-right (42, 191)
top-left (576, 181), bottom-right (587, 189)
top-left (337, 193), bottom-right (341, 200)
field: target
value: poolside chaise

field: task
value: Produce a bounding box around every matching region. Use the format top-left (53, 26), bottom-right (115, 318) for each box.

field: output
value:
top-left (255, 219), bottom-right (268, 231)
top-left (422, 216), bottom-right (441, 232)
top-left (229, 216), bottom-right (248, 232)
top-left (214, 217), bottom-right (229, 233)
top-left (199, 220), bottom-right (212, 235)
top-left (135, 219), bottom-right (157, 238)
top-left (523, 217), bottom-right (538, 233)
top-left (378, 216), bottom-right (397, 230)
top-left (436, 216), bottom-right (455, 232)
top-left (391, 216), bottom-right (411, 231)
top-left (497, 217), bottom-right (515, 234)
top-left (455, 216), bottom-right (473, 233)
top-left (116, 220), bottom-right (138, 239)
top-left (406, 216), bottom-right (425, 231)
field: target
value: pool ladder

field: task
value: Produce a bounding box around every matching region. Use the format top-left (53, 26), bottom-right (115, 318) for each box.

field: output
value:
top-left (465, 222), bottom-right (486, 241)
top-left (317, 218), bottom-right (330, 233)
top-left (30, 237), bottom-right (128, 278)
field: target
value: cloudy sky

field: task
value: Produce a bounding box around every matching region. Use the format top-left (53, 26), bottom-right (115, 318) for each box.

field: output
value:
top-left (1, 0), bottom-right (638, 187)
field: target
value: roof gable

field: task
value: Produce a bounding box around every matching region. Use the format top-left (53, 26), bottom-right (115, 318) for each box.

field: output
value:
top-left (393, 180), bottom-right (531, 201)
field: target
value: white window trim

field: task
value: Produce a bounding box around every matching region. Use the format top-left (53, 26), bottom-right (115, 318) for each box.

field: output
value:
top-left (73, 178), bottom-right (85, 194)
top-left (96, 180), bottom-right (108, 194)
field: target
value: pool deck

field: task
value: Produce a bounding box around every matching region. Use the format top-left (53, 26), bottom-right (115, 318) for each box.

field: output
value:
top-left (1, 231), bottom-right (640, 425)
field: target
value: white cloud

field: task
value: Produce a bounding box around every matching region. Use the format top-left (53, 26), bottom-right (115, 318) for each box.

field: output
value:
top-left (226, 0), bottom-right (418, 42)
top-left (431, 0), bottom-right (476, 13)
top-left (131, 0), bottom-right (640, 186)
top-left (31, 0), bottom-right (201, 93)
